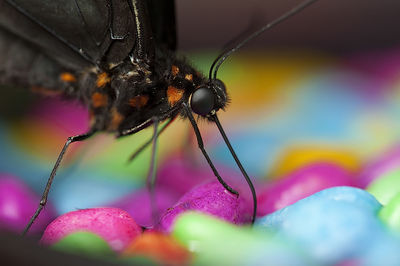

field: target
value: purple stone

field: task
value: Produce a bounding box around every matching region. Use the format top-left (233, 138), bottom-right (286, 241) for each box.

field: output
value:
top-left (157, 153), bottom-right (213, 196)
top-left (110, 187), bottom-right (179, 228)
top-left (157, 181), bottom-right (251, 233)
top-left (0, 174), bottom-right (56, 235)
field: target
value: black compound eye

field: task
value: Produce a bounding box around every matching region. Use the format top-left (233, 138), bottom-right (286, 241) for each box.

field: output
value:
top-left (190, 86), bottom-right (215, 116)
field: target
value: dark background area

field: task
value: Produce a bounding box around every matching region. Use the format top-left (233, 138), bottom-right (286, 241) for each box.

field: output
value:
top-left (176, 0), bottom-right (400, 53)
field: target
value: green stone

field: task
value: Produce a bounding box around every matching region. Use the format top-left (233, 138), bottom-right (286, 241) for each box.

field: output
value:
top-left (172, 212), bottom-right (309, 266)
top-left (379, 192), bottom-right (400, 233)
top-left (367, 169), bottom-right (400, 205)
top-left (172, 211), bottom-right (263, 245)
top-left (51, 231), bottom-right (115, 258)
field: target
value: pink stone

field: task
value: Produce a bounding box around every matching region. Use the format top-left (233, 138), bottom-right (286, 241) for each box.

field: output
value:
top-left (0, 174), bottom-right (56, 235)
top-left (157, 153), bottom-right (213, 196)
top-left (157, 181), bottom-right (250, 233)
top-left (110, 187), bottom-right (179, 228)
top-left (41, 207), bottom-right (141, 252)
top-left (257, 162), bottom-right (355, 216)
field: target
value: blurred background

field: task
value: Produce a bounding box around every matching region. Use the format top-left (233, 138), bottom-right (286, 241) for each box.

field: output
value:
top-left (177, 0), bottom-right (400, 52)
top-left (1, 0), bottom-right (400, 233)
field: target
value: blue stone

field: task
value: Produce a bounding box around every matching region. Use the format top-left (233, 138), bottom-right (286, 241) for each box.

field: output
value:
top-left (255, 187), bottom-right (385, 264)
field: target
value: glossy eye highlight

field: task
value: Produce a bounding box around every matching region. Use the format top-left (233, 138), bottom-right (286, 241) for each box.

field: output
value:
top-left (190, 86), bottom-right (215, 116)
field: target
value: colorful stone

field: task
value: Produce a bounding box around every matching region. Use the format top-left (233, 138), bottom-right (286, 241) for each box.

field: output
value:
top-left (367, 169), bottom-right (400, 205)
top-left (257, 162), bottom-right (355, 216)
top-left (157, 181), bottom-right (251, 232)
top-left (379, 192), bottom-right (400, 233)
top-left (110, 187), bottom-right (179, 228)
top-left (256, 187), bottom-right (383, 265)
top-left (122, 232), bottom-right (191, 265)
top-left (51, 231), bottom-right (114, 258)
top-left (41, 207), bottom-right (141, 252)
top-left (173, 212), bottom-right (312, 266)
top-left (0, 174), bottom-right (55, 235)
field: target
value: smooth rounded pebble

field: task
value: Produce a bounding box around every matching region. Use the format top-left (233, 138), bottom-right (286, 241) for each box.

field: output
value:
top-left (111, 187), bottom-right (179, 228)
top-left (270, 146), bottom-right (361, 178)
top-left (157, 181), bottom-right (250, 233)
top-left (157, 154), bottom-right (213, 196)
top-left (379, 192), bottom-right (400, 233)
top-left (51, 231), bottom-right (114, 258)
top-left (0, 174), bottom-right (55, 235)
top-left (173, 212), bottom-right (313, 266)
top-left (257, 162), bottom-right (355, 216)
top-left (367, 169), bottom-right (400, 205)
top-left (359, 233), bottom-right (400, 266)
top-left (122, 232), bottom-right (191, 265)
top-left (41, 207), bottom-right (141, 252)
top-left (255, 187), bottom-right (384, 265)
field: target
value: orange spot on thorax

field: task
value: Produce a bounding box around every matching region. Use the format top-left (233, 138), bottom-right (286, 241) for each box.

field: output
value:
top-left (167, 86), bottom-right (184, 106)
top-left (91, 92), bottom-right (108, 108)
top-left (185, 74), bottom-right (193, 81)
top-left (96, 72), bottom-right (110, 87)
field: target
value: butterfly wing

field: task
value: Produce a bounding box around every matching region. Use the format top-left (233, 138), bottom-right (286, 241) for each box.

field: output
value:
top-left (0, 0), bottom-right (178, 94)
top-left (0, 0), bottom-right (139, 70)
top-left (147, 0), bottom-right (177, 51)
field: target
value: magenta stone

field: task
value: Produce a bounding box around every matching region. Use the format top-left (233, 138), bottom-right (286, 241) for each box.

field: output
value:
top-left (157, 181), bottom-right (251, 233)
top-left (357, 145), bottom-right (400, 188)
top-left (110, 187), bottom-right (179, 228)
top-left (0, 174), bottom-right (56, 235)
top-left (157, 153), bottom-right (259, 202)
top-left (41, 207), bottom-right (141, 252)
top-left (157, 153), bottom-right (213, 196)
top-left (257, 163), bottom-right (355, 216)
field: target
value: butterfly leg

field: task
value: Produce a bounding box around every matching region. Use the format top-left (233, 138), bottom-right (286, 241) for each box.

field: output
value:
top-left (146, 117), bottom-right (160, 225)
top-left (211, 114), bottom-right (257, 224)
top-left (22, 130), bottom-right (96, 236)
top-left (182, 103), bottom-right (239, 196)
top-left (127, 117), bottom-right (176, 164)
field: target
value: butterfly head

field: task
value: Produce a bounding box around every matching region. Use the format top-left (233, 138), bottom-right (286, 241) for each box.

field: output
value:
top-left (165, 61), bottom-right (229, 119)
top-left (189, 79), bottom-right (229, 117)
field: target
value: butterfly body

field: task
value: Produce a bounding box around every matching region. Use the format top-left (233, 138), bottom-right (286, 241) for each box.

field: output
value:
top-left (58, 48), bottom-right (209, 137)
top-left (0, 0), bottom-right (319, 234)
top-left (0, 0), bottom-right (223, 137)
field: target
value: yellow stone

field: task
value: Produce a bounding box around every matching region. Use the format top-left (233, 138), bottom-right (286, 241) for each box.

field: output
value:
top-left (269, 145), bottom-right (361, 178)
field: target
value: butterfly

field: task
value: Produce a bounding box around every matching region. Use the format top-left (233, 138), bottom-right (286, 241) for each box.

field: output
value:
top-left (0, 0), bottom-right (320, 235)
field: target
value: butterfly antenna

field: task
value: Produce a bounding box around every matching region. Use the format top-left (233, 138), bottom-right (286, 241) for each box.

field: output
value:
top-left (208, 0), bottom-right (321, 80)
